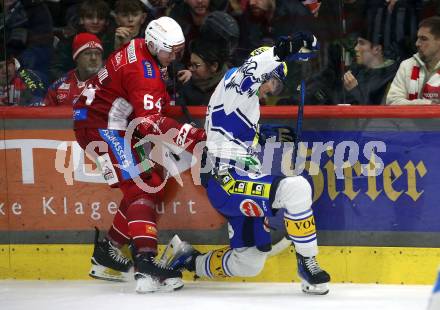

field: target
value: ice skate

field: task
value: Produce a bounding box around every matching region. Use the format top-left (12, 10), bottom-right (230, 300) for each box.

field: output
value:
top-left (296, 253), bottom-right (330, 295)
top-left (89, 229), bottom-right (132, 282)
top-left (134, 252), bottom-right (183, 293)
top-left (158, 235), bottom-right (200, 272)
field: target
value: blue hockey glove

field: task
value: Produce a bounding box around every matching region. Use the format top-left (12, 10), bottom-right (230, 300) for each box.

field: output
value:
top-left (274, 32), bottom-right (319, 62)
top-left (259, 124), bottom-right (296, 144)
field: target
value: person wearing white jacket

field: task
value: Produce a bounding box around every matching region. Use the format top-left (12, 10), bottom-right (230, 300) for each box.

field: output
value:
top-left (387, 16), bottom-right (440, 105)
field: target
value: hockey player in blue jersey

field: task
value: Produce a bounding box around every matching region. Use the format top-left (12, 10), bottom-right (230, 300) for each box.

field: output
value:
top-left (168, 32), bottom-right (331, 295)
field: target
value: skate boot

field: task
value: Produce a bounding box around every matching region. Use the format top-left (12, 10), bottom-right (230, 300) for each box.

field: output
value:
top-left (296, 253), bottom-right (330, 295)
top-left (89, 229), bottom-right (133, 282)
top-left (167, 241), bottom-right (200, 272)
top-left (158, 235), bottom-right (200, 272)
top-left (134, 252), bottom-right (184, 293)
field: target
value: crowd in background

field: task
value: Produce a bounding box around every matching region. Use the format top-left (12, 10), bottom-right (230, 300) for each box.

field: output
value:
top-left (0, 0), bottom-right (440, 107)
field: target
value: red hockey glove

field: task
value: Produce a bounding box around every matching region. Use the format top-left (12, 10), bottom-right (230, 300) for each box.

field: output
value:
top-left (139, 114), bottom-right (206, 153)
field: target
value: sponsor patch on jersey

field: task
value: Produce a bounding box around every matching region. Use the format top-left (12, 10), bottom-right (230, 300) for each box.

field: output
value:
top-left (73, 108), bottom-right (87, 121)
top-left (251, 183), bottom-right (265, 196)
top-left (142, 60), bottom-right (156, 78)
top-left (227, 222), bottom-right (235, 239)
top-left (239, 199), bottom-right (264, 217)
top-left (111, 50), bottom-right (128, 71)
top-left (145, 224), bottom-right (157, 236)
top-left (232, 181), bottom-right (247, 194)
top-left (98, 67), bottom-right (110, 85)
top-left (59, 82), bottom-right (70, 90)
top-left (220, 174), bottom-right (233, 187)
top-left (96, 153), bottom-right (118, 186)
top-left (56, 92), bottom-right (68, 101)
top-left (127, 40), bottom-right (137, 63)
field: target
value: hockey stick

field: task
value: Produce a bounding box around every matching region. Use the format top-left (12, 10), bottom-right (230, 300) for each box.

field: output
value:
top-left (268, 79), bottom-right (306, 258)
top-left (292, 79), bottom-right (305, 171)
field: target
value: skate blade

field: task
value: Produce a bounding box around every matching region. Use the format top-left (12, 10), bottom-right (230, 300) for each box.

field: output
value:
top-left (136, 275), bottom-right (160, 293)
top-left (89, 264), bottom-right (131, 282)
top-left (158, 234), bottom-right (183, 267)
top-left (301, 280), bottom-right (329, 295)
top-left (158, 277), bottom-right (184, 292)
top-left (135, 276), bottom-right (184, 293)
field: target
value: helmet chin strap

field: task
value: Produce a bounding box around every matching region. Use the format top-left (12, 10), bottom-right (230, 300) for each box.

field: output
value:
top-left (146, 42), bottom-right (165, 68)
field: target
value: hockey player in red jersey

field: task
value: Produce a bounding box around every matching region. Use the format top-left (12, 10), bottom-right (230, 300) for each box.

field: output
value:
top-left (73, 16), bottom-right (206, 293)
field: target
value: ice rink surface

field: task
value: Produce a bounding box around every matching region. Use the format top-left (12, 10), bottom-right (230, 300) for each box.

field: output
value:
top-left (0, 280), bottom-right (432, 310)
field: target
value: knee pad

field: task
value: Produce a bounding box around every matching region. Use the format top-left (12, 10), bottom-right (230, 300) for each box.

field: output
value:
top-left (227, 247), bottom-right (267, 277)
top-left (201, 247), bottom-right (267, 278)
top-left (273, 176), bottom-right (312, 213)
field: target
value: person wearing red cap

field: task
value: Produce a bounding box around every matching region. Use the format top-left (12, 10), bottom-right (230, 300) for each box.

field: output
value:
top-left (72, 17), bottom-right (206, 293)
top-left (44, 33), bottom-right (104, 106)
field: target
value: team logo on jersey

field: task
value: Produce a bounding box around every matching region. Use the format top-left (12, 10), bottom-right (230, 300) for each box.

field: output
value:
top-left (111, 50), bottom-right (127, 71)
top-left (225, 59), bottom-right (259, 98)
top-left (232, 181), bottom-right (247, 194)
top-left (239, 199), bottom-right (264, 217)
top-left (251, 183), bottom-right (265, 196)
top-left (143, 60), bottom-right (156, 78)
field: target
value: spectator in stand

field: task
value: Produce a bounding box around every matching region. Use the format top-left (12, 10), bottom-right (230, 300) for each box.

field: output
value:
top-left (236, 0), bottom-right (313, 61)
top-left (199, 11), bottom-right (240, 61)
top-left (235, 0), bottom-right (317, 97)
top-left (49, 0), bottom-right (113, 81)
top-left (140, 0), bottom-right (170, 18)
top-left (168, 0), bottom-right (212, 63)
top-left (43, 33), bottom-right (103, 107)
top-left (364, 0), bottom-right (422, 61)
top-left (0, 0), bottom-right (54, 80)
top-left (176, 39), bottom-right (229, 109)
top-left (340, 31), bottom-right (399, 105)
top-left (113, 0), bottom-right (149, 50)
top-left (387, 16), bottom-right (440, 104)
top-left (0, 51), bottom-right (47, 106)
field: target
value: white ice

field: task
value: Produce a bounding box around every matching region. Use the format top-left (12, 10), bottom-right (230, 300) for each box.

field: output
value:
top-left (0, 280), bottom-right (432, 310)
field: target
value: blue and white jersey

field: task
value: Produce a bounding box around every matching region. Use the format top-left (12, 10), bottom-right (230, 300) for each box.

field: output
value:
top-left (205, 47), bottom-right (280, 164)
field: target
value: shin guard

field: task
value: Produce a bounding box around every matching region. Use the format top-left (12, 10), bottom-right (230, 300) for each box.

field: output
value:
top-left (127, 199), bottom-right (158, 253)
top-left (284, 209), bottom-right (317, 254)
top-left (107, 199), bottom-right (130, 246)
top-left (201, 247), bottom-right (232, 279)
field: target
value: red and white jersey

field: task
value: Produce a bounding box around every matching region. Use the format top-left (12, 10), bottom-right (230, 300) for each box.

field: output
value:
top-left (43, 70), bottom-right (90, 106)
top-left (73, 38), bottom-right (171, 130)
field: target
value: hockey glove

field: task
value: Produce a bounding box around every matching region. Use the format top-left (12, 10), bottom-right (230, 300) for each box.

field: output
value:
top-left (274, 32), bottom-right (319, 62)
top-left (259, 124), bottom-right (296, 144)
top-left (139, 114), bottom-right (206, 154)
